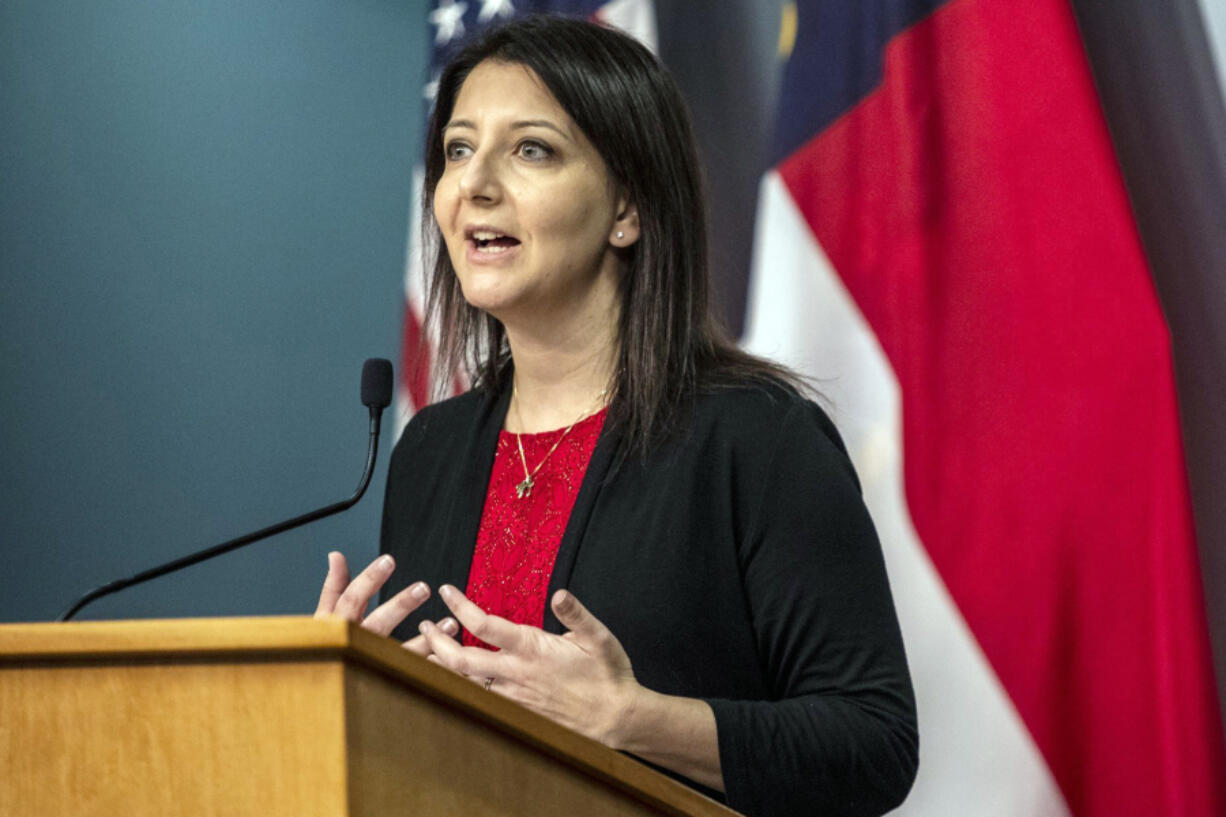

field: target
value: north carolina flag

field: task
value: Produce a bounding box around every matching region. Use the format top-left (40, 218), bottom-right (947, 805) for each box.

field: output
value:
top-left (744, 1), bottom-right (1226, 815)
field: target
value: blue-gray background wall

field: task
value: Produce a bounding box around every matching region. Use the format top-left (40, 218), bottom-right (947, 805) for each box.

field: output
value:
top-left (0, 0), bottom-right (427, 622)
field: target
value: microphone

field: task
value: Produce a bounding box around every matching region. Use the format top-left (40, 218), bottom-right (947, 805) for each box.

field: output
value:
top-left (58, 358), bottom-right (395, 622)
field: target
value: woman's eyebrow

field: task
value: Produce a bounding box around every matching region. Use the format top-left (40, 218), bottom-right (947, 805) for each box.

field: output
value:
top-left (442, 118), bottom-right (570, 140)
top-left (510, 119), bottom-right (569, 139)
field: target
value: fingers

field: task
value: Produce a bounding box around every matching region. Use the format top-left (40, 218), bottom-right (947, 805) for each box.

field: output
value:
top-left (361, 581), bottom-right (430, 637)
top-left (437, 584), bottom-right (523, 651)
top-left (332, 554), bottom-right (397, 622)
top-left (314, 551), bottom-right (351, 617)
top-left (551, 589), bottom-right (616, 654)
top-left (403, 617), bottom-right (459, 656)
top-left (420, 619), bottom-right (502, 679)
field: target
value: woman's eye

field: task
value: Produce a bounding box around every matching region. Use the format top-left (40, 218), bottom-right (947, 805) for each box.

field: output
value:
top-left (517, 140), bottom-right (554, 161)
top-left (444, 141), bottom-right (472, 161)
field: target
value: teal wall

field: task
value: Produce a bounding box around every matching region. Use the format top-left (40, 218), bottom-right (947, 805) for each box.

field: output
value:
top-left (0, 1), bottom-right (427, 621)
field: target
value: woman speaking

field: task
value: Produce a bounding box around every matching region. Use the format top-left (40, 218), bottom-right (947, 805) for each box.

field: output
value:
top-left (315, 16), bottom-right (917, 817)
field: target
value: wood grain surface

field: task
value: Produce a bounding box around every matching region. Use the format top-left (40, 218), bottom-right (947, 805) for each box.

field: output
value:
top-left (0, 617), bottom-right (740, 817)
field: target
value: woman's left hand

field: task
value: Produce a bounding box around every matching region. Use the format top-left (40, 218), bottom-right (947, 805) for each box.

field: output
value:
top-left (418, 584), bottom-right (642, 749)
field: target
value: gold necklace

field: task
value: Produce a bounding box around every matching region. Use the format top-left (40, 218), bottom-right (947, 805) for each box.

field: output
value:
top-left (511, 384), bottom-right (608, 499)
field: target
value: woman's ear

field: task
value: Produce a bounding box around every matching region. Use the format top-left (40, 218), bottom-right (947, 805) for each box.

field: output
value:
top-left (610, 198), bottom-right (640, 247)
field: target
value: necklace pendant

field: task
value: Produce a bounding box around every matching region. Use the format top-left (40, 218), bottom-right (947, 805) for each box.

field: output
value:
top-left (516, 476), bottom-right (534, 499)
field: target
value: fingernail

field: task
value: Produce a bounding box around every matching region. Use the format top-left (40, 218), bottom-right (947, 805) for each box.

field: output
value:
top-left (418, 620), bottom-right (430, 634)
top-left (410, 582), bottom-right (428, 600)
top-left (379, 554), bottom-right (394, 570)
top-left (440, 618), bottom-right (458, 634)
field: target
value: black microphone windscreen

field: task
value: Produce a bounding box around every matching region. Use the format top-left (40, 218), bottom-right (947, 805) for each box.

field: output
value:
top-left (361, 358), bottom-right (394, 409)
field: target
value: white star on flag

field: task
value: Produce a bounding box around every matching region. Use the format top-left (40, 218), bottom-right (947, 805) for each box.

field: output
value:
top-left (428, 0), bottom-right (468, 45)
top-left (477, 0), bottom-right (515, 23)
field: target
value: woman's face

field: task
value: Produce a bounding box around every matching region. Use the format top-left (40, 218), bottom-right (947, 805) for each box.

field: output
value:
top-left (433, 60), bottom-right (635, 326)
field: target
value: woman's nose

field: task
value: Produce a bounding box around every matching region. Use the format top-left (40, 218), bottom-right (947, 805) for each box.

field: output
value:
top-left (458, 151), bottom-right (501, 202)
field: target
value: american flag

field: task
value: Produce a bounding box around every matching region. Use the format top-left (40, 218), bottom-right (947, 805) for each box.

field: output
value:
top-left (396, 0), bottom-right (656, 438)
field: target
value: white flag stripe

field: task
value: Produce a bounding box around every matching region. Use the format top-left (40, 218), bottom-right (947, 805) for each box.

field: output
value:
top-left (593, 0), bottom-right (658, 52)
top-left (402, 170), bottom-right (427, 312)
top-left (743, 171), bottom-right (1070, 817)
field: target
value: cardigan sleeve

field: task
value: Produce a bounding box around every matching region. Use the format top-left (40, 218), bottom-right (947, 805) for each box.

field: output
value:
top-left (705, 400), bottom-right (918, 817)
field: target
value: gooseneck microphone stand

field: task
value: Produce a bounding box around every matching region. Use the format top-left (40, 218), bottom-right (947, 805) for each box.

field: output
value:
top-left (58, 358), bottom-right (393, 622)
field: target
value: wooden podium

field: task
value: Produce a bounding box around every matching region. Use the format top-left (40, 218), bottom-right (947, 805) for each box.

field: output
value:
top-left (0, 617), bottom-right (738, 816)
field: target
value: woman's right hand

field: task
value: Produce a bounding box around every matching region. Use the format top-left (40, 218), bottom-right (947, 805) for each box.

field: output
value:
top-left (314, 551), bottom-right (458, 656)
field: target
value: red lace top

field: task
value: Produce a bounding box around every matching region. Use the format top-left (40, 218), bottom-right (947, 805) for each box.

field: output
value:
top-left (462, 408), bottom-right (608, 649)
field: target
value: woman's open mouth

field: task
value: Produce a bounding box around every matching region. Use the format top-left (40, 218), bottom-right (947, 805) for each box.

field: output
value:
top-left (467, 228), bottom-right (522, 255)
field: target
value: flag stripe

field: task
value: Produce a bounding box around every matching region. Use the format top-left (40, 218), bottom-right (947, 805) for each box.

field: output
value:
top-left (772, 0), bottom-right (1226, 814)
top-left (592, 0), bottom-right (657, 51)
top-left (399, 303), bottom-right (433, 413)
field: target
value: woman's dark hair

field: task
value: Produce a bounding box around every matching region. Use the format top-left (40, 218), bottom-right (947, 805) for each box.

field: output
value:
top-left (419, 15), bottom-right (804, 459)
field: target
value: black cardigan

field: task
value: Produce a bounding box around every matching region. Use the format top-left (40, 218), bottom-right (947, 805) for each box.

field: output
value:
top-left (380, 384), bottom-right (918, 817)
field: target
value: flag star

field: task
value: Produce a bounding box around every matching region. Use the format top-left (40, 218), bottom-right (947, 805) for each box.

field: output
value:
top-left (477, 0), bottom-right (514, 23)
top-left (428, 0), bottom-right (468, 45)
